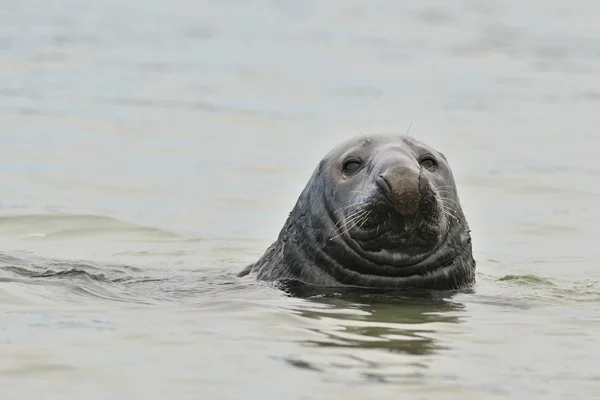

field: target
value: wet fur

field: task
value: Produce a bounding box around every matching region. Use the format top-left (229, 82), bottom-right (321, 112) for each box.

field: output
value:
top-left (238, 134), bottom-right (476, 290)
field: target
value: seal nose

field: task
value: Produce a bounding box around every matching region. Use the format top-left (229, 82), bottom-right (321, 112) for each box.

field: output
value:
top-left (376, 165), bottom-right (420, 215)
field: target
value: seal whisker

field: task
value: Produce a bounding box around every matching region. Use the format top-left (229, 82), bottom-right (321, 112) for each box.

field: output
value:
top-left (435, 187), bottom-right (462, 197)
top-left (441, 208), bottom-right (459, 222)
top-left (438, 198), bottom-right (461, 213)
top-left (435, 185), bottom-right (455, 190)
top-left (406, 120), bottom-right (413, 136)
top-left (439, 200), bottom-right (459, 213)
top-left (342, 207), bottom-right (369, 225)
top-left (356, 210), bottom-right (372, 230)
top-left (436, 189), bottom-right (464, 206)
top-left (334, 208), bottom-right (369, 230)
top-left (435, 186), bottom-right (458, 194)
top-left (333, 204), bottom-right (373, 234)
top-left (440, 204), bottom-right (461, 223)
top-left (436, 190), bottom-right (460, 199)
top-left (336, 191), bottom-right (370, 212)
top-left (349, 136), bottom-right (367, 146)
top-left (438, 196), bottom-right (464, 210)
top-left (334, 200), bottom-right (368, 214)
top-left (436, 193), bottom-right (462, 204)
top-left (435, 186), bottom-right (460, 195)
top-left (336, 202), bottom-right (369, 220)
top-left (330, 208), bottom-right (371, 240)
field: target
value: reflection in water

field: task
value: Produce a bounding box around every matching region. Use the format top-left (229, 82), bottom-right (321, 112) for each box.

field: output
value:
top-left (276, 280), bottom-right (468, 380)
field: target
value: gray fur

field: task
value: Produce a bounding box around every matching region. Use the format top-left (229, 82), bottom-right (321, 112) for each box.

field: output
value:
top-left (239, 134), bottom-right (475, 290)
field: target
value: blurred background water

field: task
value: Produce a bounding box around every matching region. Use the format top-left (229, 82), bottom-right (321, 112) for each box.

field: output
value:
top-left (1, 0), bottom-right (600, 399)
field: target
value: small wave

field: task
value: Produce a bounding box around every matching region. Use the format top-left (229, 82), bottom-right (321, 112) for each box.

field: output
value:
top-left (0, 252), bottom-right (144, 274)
top-left (0, 252), bottom-right (252, 306)
top-left (0, 213), bottom-right (182, 239)
top-left (496, 274), bottom-right (556, 286)
top-left (1, 266), bottom-right (111, 282)
top-left (0, 252), bottom-right (164, 305)
top-left (477, 271), bottom-right (600, 307)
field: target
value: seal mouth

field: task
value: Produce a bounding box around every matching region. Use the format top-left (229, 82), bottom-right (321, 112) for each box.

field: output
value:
top-left (328, 185), bottom-right (452, 277)
top-left (346, 183), bottom-right (444, 246)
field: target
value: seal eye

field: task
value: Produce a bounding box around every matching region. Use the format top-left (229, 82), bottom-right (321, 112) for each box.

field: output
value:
top-left (342, 158), bottom-right (362, 175)
top-left (419, 155), bottom-right (438, 171)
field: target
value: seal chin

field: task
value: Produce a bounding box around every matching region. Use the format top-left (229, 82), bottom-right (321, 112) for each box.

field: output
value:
top-left (344, 224), bottom-right (449, 273)
top-left (331, 228), bottom-right (455, 279)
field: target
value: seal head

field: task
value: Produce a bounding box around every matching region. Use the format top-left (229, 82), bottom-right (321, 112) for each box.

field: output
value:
top-left (239, 134), bottom-right (475, 290)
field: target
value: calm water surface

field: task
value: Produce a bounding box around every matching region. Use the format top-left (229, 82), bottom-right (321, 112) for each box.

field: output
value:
top-left (1, 0), bottom-right (600, 399)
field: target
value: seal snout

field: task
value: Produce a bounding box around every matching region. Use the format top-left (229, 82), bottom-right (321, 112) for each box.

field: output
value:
top-left (376, 165), bottom-right (420, 216)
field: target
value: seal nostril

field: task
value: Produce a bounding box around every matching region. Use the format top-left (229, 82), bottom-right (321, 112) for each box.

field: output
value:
top-left (376, 175), bottom-right (392, 195)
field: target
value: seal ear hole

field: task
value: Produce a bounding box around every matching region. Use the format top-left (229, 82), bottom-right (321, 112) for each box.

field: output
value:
top-left (419, 155), bottom-right (438, 171)
top-left (342, 158), bottom-right (362, 175)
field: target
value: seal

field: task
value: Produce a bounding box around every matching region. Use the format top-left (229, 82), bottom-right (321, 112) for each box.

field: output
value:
top-left (238, 133), bottom-right (475, 290)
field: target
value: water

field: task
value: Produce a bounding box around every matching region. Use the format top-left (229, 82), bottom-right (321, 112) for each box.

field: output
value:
top-left (1, 0), bottom-right (600, 398)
